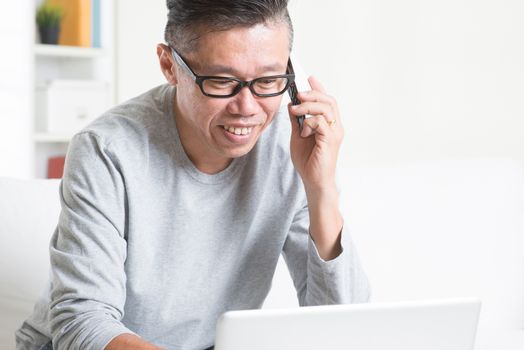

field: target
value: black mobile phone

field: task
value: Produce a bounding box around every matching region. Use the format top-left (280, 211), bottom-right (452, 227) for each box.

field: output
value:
top-left (286, 59), bottom-right (305, 130)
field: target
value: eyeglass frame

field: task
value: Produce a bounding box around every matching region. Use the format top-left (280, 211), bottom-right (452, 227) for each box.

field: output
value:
top-left (170, 46), bottom-right (296, 98)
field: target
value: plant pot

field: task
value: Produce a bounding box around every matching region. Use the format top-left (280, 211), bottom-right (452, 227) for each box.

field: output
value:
top-left (39, 25), bottom-right (60, 45)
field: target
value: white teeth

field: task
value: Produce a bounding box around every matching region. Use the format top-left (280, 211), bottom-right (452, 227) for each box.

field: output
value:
top-left (223, 125), bottom-right (253, 136)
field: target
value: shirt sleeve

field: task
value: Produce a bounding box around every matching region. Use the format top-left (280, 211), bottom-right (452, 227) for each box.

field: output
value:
top-left (49, 132), bottom-right (134, 349)
top-left (282, 202), bottom-right (371, 306)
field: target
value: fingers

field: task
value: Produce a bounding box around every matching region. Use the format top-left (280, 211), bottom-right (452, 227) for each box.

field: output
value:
top-left (301, 115), bottom-right (337, 138)
top-left (294, 77), bottom-right (340, 123)
top-left (289, 100), bottom-right (341, 136)
top-left (308, 76), bottom-right (327, 94)
top-left (290, 101), bottom-right (335, 120)
top-left (297, 76), bottom-right (331, 104)
top-left (287, 75), bottom-right (343, 138)
top-left (297, 89), bottom-right (334, 105)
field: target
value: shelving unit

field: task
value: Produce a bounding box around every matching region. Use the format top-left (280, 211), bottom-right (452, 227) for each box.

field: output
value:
top-left (34, 132), bottom-right (72, 143)
top-left (33, 0), bottom-right (115, 178)
top-left (34, 44), bottom-right (107, 58)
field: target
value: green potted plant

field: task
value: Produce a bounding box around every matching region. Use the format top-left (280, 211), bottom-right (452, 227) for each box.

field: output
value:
top-left (36, 1), bottom-right (63, 45)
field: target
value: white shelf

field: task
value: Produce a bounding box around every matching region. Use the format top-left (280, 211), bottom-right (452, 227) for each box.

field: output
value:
top-left (34, 44), bottom-right (106, 58)
top-left (32, 0), bottom-right (115, 178)
top-left (34, 132), bottom-right (72, 143)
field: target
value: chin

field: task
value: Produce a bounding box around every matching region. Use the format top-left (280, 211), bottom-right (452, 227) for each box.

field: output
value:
top-left (222, 142), bottom-right (257, 159)
top-left (225, 146), bottom-right (254, 159)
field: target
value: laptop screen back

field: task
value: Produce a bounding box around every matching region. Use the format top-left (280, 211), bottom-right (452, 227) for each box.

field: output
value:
top-left (214, 298), bottom-right (481, 350)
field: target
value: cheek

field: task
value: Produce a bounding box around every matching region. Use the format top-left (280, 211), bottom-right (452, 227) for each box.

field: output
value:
top-left (196, 101), bottom-right (229, 131)
top-left (178, 84), bottom-right (219, 125)
top-left (262, 100), bottom-right (284, 123)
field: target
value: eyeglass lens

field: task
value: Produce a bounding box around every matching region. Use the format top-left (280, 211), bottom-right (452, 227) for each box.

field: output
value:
top-left (202, 77), bottom-right (290, 97)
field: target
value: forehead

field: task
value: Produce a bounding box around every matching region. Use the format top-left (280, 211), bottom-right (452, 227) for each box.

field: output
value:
top-left (188, 23), bottom-right (291, 76)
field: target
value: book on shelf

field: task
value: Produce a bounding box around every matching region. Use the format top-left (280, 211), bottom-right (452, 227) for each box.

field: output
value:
top-left (47, 156), bottom-right (66, 179)
top-left (92, 0), bottom-right (101, 48)
top-left (50, 0), bottom-right (92, 47)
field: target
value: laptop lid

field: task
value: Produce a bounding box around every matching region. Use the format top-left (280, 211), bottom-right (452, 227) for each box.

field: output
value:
top-left (214, 298), bottom-right (481, 350)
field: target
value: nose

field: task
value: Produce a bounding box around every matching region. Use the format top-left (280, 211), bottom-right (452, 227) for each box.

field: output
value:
top-left (226, 86), bottom-right (260, 116)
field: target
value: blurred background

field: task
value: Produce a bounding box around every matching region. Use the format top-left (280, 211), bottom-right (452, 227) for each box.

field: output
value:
top-left (0, 0), bottom-right (523, 178)
top-left (1, 1), bottom-right (524, 346)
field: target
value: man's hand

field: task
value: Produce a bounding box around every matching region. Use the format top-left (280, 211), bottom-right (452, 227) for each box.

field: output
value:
top-left (287, 76), bottom-right (345, 260)
top-left (105, 333), bottom-right (165, 350)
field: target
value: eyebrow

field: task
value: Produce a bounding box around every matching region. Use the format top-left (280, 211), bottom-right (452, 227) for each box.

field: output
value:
top-left (202, 63), bottom-right (286, 77)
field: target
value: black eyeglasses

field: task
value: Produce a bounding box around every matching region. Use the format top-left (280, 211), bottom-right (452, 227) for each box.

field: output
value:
top-left (170, 46), bottom-right (295, 98)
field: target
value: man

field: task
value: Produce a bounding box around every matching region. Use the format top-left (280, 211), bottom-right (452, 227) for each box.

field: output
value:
top-left (16, 0), bottom-right (370, 349)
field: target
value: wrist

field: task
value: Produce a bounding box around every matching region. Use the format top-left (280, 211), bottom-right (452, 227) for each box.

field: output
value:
top-left (304, 183), bottom-right (339, 207)
top-left (305, 185), bottom-right (344, 261)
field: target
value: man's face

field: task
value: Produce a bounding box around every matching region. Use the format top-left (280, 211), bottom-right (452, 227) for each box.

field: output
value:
top-left (172, 22), bottom-right (290, 171)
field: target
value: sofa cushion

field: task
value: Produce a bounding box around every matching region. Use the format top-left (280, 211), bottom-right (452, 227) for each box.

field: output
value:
top-left (0, 177), bottom-right (60, 348)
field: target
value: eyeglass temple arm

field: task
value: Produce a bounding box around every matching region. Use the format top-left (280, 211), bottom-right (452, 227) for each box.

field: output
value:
top-left (170, 47), bottom-right (197, 79)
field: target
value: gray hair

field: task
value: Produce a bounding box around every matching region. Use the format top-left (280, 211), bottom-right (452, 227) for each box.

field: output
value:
top-left (165, 0), bottom-right (294, 54)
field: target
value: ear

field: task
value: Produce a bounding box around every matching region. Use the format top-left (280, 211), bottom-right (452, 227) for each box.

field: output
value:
top-left (157, 43), bottom-right (178, 85)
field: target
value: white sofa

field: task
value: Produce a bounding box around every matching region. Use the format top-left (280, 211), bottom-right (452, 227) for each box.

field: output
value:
top-left (1, 158), bottom-right (524, 349)
top-left (0, 178), bottom-right (61, 349)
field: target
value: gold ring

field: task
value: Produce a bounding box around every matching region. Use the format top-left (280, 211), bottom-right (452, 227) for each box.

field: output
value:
top-left (328, 119), bottom-right (337, 127)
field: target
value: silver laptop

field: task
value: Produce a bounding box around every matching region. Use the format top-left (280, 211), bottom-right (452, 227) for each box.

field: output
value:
top-left (214, 298), bottom-right (481, 350)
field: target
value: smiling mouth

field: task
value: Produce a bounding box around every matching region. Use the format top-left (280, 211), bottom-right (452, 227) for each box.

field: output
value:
top-left (222, 125), bottom-right (254, 136)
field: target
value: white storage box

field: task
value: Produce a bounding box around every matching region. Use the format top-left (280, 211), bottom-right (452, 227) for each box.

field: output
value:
top-left (36, 80), bottom-right (110, 134)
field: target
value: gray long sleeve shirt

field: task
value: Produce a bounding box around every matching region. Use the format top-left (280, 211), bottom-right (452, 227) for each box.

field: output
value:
top-left (16, 84), bottom-right (370, 350)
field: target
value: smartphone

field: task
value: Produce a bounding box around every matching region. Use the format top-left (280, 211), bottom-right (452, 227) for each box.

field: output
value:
top-left (286, 59), bottom-right (305, 130)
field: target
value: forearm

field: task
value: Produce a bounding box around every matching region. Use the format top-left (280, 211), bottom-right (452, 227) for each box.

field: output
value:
top-left (283, 186), bottom-right (370, 306)
top-left (305, 184), bottom-right (344, 261)
top-left (105, 334), bottom-right (165, 350)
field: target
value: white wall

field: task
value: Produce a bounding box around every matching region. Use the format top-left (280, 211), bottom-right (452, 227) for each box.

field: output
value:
top-left (0, 1), bottom-right (521, 177)
top-left (115, 0), bottom-right (166, 102)
top-left (288, 0), bottom-right (524, 167)
top-left (116, 0), bottom-right (524, 168)
top-left (0, 3), bottom-right (34, 178)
